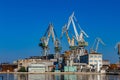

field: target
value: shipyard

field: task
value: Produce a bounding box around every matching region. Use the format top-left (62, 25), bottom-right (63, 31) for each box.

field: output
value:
top-left (0, 12), bottom-right (120, 75)
top-left (0, 0), bottom-right (120, 80)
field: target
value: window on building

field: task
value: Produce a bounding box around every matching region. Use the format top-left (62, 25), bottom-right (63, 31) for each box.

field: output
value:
top-left (90, 55), bottom-right (93, 58)
top-left (94, 64), bottom-right (97, 66)
top-left (99, 64), bottom-right (102, 66)
top-left (98, 56), bottom-right (102, 58)
top-left (94, 60), bottom-right (97, 62)
top-left (89, 60), bottom-right (93, 62)
top-left (94, 56), bottom-right (97, 58)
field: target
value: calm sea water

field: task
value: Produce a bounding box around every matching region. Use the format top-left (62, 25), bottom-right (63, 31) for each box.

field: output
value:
top-left (0, 73), bottom-right (120, 80)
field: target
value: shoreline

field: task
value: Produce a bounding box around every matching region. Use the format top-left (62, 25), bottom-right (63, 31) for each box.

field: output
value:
top-left (0, 72), bottom-right (119, 75)
top-left (0, 72), bottom-right (105, 75)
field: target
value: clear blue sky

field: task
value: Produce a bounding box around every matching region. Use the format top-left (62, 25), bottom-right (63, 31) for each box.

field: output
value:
top-left (0, 0), bottom-right (120, 63)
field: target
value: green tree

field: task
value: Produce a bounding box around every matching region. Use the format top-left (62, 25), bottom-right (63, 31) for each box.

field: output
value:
top-left (18, 66), bottom-right (27, 72)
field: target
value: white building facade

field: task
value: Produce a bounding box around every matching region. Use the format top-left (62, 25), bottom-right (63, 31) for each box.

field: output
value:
top-left (80, 53), bottom-right (102, 71)
top-left (17, 58), bottom-right (54, 72)
top-left (28, 63), bottom-right (46, 73)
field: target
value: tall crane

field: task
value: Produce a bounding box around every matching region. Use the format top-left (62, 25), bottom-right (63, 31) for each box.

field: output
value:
top-left (61, 12), bottom-right (89, 63)
top-left (39, 23), bottom-right (61, 58)
top-left (91, 37), bottom-right (105, 53)
top-left (61, 12), bottom-right (88, 47)
top-left (115, 42), bottom-right (120, 64)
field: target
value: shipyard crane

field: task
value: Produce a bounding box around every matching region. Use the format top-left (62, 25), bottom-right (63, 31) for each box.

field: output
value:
top-left (62, 24), bottom-right (76, 50)
top-left (61, 12), bottom-right (88, 47)
top-left (115, 42), bottom-right (120, 64)
top-left (91, 37), bottom-right (105, 53)
top-left (61, 12), bottom-right (89, 63)
top-left (39, 24), bottom-right (61, 58)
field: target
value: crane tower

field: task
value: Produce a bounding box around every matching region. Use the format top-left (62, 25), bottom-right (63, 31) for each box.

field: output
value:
top-left (39, 23), bottom-right (61, 59)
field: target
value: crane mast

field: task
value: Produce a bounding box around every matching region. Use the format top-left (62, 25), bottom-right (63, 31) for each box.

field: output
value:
top-left (39, 24), bottom-right (61, 58)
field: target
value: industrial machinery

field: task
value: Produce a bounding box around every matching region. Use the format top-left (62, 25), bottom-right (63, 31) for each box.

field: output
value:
top-left (61, 12), bottom-right (89, 47)
top-left (115, 42), bottom-right (120, 64)
top-left (91, 37), bottom-right (105, 53)
top-left (39, 24), bottom-right (61, 58)
top-left (61, 12), bottom-right (89, 64)
top-left (65, 29), bottom-right (76, 50)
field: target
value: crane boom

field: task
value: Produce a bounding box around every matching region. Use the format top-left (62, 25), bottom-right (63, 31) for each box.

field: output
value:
top-left (66, 31), bottom-right (75, 46)
top-left (91, 37), bottom-right (105, 53)
top-left (61, 12), bottom-right (79, 40)
top-left (61, 12), bottom-right (88, 44)
top-left (71, 16), bottom-right (79, 41)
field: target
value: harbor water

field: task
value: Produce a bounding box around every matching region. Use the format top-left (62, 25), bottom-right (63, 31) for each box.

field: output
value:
top-left (0, 73), bottom-right (120, 80)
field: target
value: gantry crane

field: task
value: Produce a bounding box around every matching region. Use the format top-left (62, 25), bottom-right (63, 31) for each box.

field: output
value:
top-left (39, 23), bottom-right (61, 58)
top-left (91, 37), bottom-right (105, 53)
top-left (115, 42), bottom-right (120, 64)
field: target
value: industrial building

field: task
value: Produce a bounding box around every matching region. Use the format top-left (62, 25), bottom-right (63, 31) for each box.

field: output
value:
top-left (80, 53), bottom-right (102, 71)
top-left (0, 63), bottom-right (17, 72)
top-left (17, 58), bottom-right (55, 72)
top-left (28, 63), bottom-right (46, 73)
top-left (102, 60), bottom-right (110, 66)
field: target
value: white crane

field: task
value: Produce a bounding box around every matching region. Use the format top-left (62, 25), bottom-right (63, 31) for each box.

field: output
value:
top-left (61, 12), bottom-right (89, 46)
top-left (61, 12), bottom-right (79, 41)
top-left (61, 12), bottom-right (89, 63)
top-left (79, 26), bottom-right (89, 42)
top-left (91, 37), bottom-right (105, 53)
top-left (39, 24), bottom-right (61, 57)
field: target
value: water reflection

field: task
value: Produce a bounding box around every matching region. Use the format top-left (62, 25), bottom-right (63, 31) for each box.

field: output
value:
top-left (0, 73), bottom-right (119, 80)
top-left (64, 75), bottom-right (77, 80)
top-left (28, 74), bottom-right (51, 80)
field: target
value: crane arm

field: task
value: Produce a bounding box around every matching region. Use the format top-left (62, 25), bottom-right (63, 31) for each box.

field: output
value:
top-left (71, 17), bottom-right (79, 41)
top-left (115, 42), bottom-right (120, 49)
top-left (95, 37), bottom-right (105, 52)
top-left (60, 13), bottom-right (73, 39)
top-left (95, 40), bottom-right (100, 52)
top-left (61, 12), bottom-right (79, 40)
top-left (91, 37), bottom-right (105, 53)
top-left (65, 31), bottom-right (75, 46)
top-left (51, 26), bottom-right (56, 43)
top-left (45, 24), bottom-right (52, 46)
top-left (66, 31), bottom-right (71, 46)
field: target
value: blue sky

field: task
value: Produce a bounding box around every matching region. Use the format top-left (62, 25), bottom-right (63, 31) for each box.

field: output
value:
top-left (0, 0), bottom-right (120, 63)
